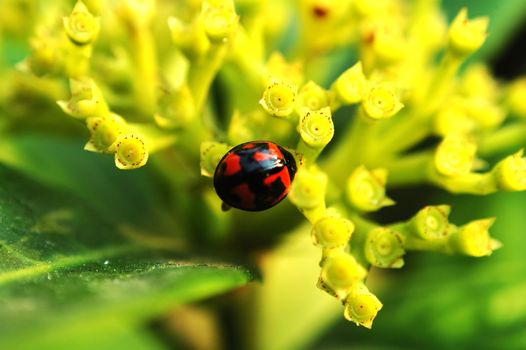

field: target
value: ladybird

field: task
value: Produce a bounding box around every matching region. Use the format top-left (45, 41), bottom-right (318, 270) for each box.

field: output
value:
top-left (214, 141), bottom-right (297, 211)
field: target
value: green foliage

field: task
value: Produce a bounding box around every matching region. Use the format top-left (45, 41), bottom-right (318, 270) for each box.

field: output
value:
top-left (0, 158), bottom-right (252, 349)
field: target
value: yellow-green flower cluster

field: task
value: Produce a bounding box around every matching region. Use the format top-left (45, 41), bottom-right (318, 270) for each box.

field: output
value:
top-left (2, 0), bottom-right (526, 332)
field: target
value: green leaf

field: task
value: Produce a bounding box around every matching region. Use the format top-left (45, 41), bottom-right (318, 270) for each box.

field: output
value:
top-left (0, 135), bottom-right (170, 228)
top-left (0, 164), bottom-right (252, 349)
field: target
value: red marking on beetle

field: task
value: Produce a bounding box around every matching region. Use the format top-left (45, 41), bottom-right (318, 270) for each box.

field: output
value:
top-left (268, 142), bottom-right (283, 157)
top-left (264, 168), bottom-right (291, 201)
top-left (242, 143), bottom-right (256, 149)
top-left (232, 183), bottom-right (255, 209)
top-left (223, 153), bottom-right (242, 176)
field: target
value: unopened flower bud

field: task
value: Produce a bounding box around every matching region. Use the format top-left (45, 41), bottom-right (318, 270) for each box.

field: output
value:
top-left (434, 134), bottom-right (476, 177)
top-left (201, 2), bottom-right (238, 43)
top-left (259, 80), bottom-right (297, 118)
top-left (312, 216), bottom-right (354, 249)
top-left (64, 1), bottom-right (100, 46)
top-left (299, 107), bottom-right (334, 148)
top-left (57, 78), bottom-right (109, 119)
top-left (297, 81), bottom-right (331, 112)
top-left (331, 62), bottom-right (367, 105)
top-left (85, 113), bottom-right (128, 153)
top-left (408, 205), bottom-right (451, 240)
top-left (320, 252), bottom-right (367, 298)
top-left (343, 283), bottom-right (383, 329)
top-left (346, 166), bottom-right (394, 212)
top-left (110, 134), bottom-right (149, 170)
top-left (494, 150), bottom-right (526, 191)
top-left (362, 82), bottom-right (403, 120)
top-left (448, 8), bottom-right (488, 57)
top-left (447, 218), bottom-right (500, 257)
top-left (364, 227), bottom-right (405, 268)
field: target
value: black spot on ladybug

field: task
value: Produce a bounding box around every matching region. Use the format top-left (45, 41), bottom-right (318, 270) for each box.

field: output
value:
top-left (213, 141), bottom-right (297, 211)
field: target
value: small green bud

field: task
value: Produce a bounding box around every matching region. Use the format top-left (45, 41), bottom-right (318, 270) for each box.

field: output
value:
top-left (64, 1), bottom-right (100, 46)
top-left (312, 216), bottom-right (354, 249)
top-left (408, 205), bottom-right (451, 240)
top-left (434, 134), bottom-right (476, 177)
top-left (85, 113), bottom-right (128, 153)
top-left (259, 80), bottom-right (297, 118)
top-left (110, 134), bottom-right (149, 170)
top-left (320, 252), bottom-right (368, 299)
top-left (493, 150), bottom-right (526, 191)
top-left (346, 166), bottom-right (394, 212)
top-left (364, 227), bottom-right (405, 268)
top-left (447, 218), bottom-right (500, 257)
top-left (298, 107), bottom-right (334, 148)
top-left (200, 141), bottom-right (230, 178)
top-left (343, 282), bottom-right (383, 329)
top-left (57, 78), bottom-right (109, 119)
top-left (331, 61), bottom-right (367, 105)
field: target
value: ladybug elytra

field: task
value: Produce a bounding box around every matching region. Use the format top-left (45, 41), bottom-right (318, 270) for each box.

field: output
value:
top-left (214, 141), bottom-right (297, 211)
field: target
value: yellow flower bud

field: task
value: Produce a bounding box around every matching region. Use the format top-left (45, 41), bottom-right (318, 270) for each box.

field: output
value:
top-left (434, 98), bottom-right (475, 136)
top-left (343, 283), bottom-right (383, 329)
top-left (346, 166), bottom-right (394, 212)
top-left (57, 78), bottom-right (109, 119)
top-left (259, 80), bottom-right (297, 118)
top-left (265, 52), bottom-right (304, 88)
top-left (64, 1), bottom-right (100, 46)
top-left (447, 218), bottom-right (499, 257)
top-left (331, 62), bottom-right (367, 105)
top-left (506, 77), bottom-right (526, 119)
top-left (434, 134), bottom-right (476, 177)
top-left (362, 82), bottom-right (403, 120)
top-left (298, 107), bottom-right (334, 148)
top-left (460, 64), bottom-right (498, 101)
top-left (312, 216), bottom-right (354, 249)
top-left (364, 227), bottom-right (405, 268)
top-left (448, 8), bottom-right (489, 57)
top-left (110, 134), bottom-right (149, 170)
top-left (371, 24), bottom-right (407, 64)
top-left (320, 252), bottom-right (367, 298)
top-left (84, 113), bottom-right (128, 153)
top-left (201, 2), bottom-right (238, 43)
top-left (297, 81), bottom-right (331, 112)
top-left (25, 32), bottom-right (62, 76)
top-left (168, 16), bottom-right (210, 56)
top-left (408, 205), bottom-right (451, 240)
top-left (200, 141), bottom-right (230, 178)
top-left (494, 150), bottom-right (526, 191)
top-left (465, 98), bottom-right (506, 131)
top-left (289, 166), bottom-right (327, 209)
